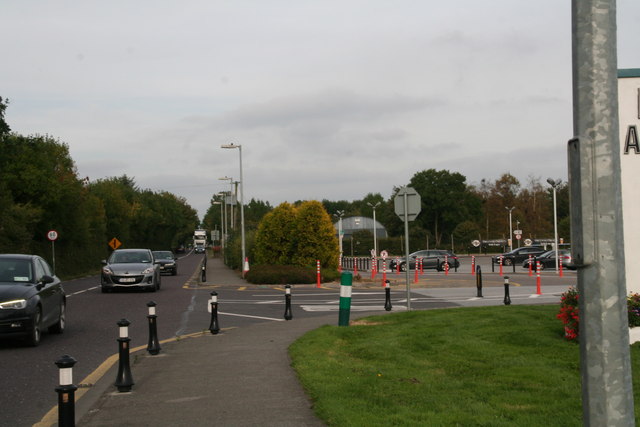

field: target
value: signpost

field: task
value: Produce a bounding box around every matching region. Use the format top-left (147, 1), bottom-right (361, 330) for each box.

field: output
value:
top-left (47, 230), bottom-right (58, 274)
top-left (394, 187), bottom-right (421, 310)
top-left (109, 237), bottom-right (122, 251)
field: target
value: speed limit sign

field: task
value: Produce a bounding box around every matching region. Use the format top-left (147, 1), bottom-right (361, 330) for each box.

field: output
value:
top-left (47, 230), bottom-right (58, 241)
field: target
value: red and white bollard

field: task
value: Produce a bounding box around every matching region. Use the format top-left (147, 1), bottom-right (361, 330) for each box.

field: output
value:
top-left (499, 255), bottom-right (504, 276)
top-left (316, 260), bottom-right (321, 288)
top-left (471, 256), bottom-right (476, 275)
top-left (444, 255), bottom-right (449, 276)
top-left (559, 256), bottom-right (564, 277)
top-left (395, 257), bottom-right (400, 274)
top-left (382, 259), bottom-right (387, 286)
top-left (536, 260), bottom-right (542, 295)
top-left (528, 255), bottom-right (533, 276)
top-left (419, 257), bottom-right (424, 275)
top-left (414, 260), bottom-right (419, 283)
top-left (371, 257), bottom-right (376, 280)
top-left (354, 259), bottom-right (358, 276)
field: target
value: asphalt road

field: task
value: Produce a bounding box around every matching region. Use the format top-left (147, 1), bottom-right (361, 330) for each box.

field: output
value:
top-left (2, 252), bottom-right (573, 426)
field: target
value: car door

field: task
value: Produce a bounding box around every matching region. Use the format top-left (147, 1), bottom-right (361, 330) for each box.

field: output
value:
top-left (34, 257), bottom-right (60, 326)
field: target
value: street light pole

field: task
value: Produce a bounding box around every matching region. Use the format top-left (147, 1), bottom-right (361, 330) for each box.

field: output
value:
top-left (335, 210), bottom-right (345, 262)
top-left (547, 178), bottom-right (560, 272)
top-left (367, 202), bottom-right (381, 257)
top-left (505, 207), bottom-right (515, 251)
top-left (221, 143), bottom-right (246, 277)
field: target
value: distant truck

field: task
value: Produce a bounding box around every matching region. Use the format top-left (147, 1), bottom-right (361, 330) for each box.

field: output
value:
top-left (193, 229), bottom-right (207, 253)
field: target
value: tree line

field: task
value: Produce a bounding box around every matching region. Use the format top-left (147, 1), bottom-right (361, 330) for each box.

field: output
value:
top-left (0, 97), bottom-right (199, 277)
top-left (205, 167), bottom-right (569, 264)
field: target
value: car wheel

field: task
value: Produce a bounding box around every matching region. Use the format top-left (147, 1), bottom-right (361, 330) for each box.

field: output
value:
top-left (49, 302), bottom-right (66, 334)
top-left (538, 263), bottom-right (546, 271)
top-left (400, 263), bottom-right (407, 272)
top-left (26, 307), bottom-right (42, 347)
top-left (504, 258), bottom-right (513, 266)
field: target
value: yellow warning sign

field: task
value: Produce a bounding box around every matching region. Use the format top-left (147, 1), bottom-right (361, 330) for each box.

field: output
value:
top-left (108, 237), bottom-right (122, 250)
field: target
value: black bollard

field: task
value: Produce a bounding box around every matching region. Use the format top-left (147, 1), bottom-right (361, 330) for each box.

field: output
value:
top-left (115, 319), bottom-right (134, 392)
top-left (476, 265), bottom-right (483, 297)
top-left (146, 301), bottom-right (161, 355)
top-left (55, 355), bottom-right (78, 427)
top-left (503, 276), bottom-right (511, 305)
top-left (284, 285), bottom-right (293, 320)
top-left (384, 280), bottom-right (392, 311)
top-left (208, 291), bottom-right (220, 334)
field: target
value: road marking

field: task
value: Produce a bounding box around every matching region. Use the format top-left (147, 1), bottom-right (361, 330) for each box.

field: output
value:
top-left (301, 305), bottom-right (407, 312)
top-left (218, 311), bottom-right (284, 321)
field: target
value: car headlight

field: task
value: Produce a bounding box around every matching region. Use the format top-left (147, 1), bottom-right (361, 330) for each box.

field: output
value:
top-left (142, 266), bottom-right (155, 274)
top-left (0, 299), bottom-right (27, 309)
top-left (102, 267), bottom-right (113, 275)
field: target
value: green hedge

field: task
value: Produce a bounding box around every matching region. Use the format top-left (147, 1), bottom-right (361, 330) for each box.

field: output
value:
top-left (245, 264), bottom-right (340, 285)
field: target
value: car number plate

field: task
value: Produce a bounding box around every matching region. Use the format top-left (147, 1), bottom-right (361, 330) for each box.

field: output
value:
top-left (120, 277), bottom-right (136, 283)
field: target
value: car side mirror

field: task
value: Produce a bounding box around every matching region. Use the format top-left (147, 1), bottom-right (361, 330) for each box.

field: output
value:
top-left (41, 275), bottom-right (54, 284)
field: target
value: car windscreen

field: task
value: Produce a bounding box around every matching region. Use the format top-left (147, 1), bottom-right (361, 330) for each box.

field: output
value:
top-left (153, 252), bottom-right (173, 260)
top-left (0, 259), bottom-right (33, 283)
top-left (110, 252), bottom-right (151, 263)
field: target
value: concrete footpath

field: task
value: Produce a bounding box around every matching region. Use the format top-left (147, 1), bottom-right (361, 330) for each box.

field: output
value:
top-left (75, 257), bottom-right (337, 426)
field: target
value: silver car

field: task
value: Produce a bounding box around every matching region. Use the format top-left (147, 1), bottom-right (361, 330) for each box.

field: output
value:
top-left (101, 249), bottom-right (161, 293)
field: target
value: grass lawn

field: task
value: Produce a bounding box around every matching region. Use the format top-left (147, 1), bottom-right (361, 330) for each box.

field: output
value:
top-left (289, 305), bottom-right (640, 426)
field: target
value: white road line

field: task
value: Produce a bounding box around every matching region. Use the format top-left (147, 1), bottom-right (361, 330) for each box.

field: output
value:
top-left (301, 305), bottom-right (406, 312)
top-left (217, 311), bottom-right (284, 322)
top-left (69, 286), bottom-right (99, 296)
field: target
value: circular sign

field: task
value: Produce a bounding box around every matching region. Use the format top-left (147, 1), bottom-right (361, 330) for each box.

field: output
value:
top-left (47, 230), bottom-right (58, 241)
top-left (516, 234), bottom-right (522, 240)
top-left (472, 239), bottom-right (481, 247)
top-left (380, 250), bottom-right (388, 259)
top-left (524, 238), bottom-right (533, 246)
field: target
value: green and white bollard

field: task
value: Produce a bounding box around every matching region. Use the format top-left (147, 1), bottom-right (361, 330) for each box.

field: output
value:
top-left (338, 272), bottom-right (352, 326)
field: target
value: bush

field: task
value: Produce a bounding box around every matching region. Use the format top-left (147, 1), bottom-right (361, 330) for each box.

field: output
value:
top-left (245, 264), bottom-right (340, 285)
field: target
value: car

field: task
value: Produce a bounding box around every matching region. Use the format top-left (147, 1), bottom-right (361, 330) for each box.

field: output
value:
top-left (101, 248), bottom-right (161, 293)
top-left (0, 254), bottom-right (66, 346)
top-left (152, 250), bottom-right (178, 275)
top-left (491, 246), bottom-right (546, 266)
top-left (522, 249), bottom-right (575, 270)
top-left (194, 246), bottom-right (206, 254)
top-left (388, 250), bottom-right (460, 272)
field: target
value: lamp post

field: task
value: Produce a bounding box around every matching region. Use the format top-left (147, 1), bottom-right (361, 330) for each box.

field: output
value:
top-left (334, 210), bottom-right (345, 262)
top-left (505, 206), bottom-right (515, 251)
top-left (367, 202), bottom-right (381, 257)
top-left (547, 178), bottom-right (560, 272)
top-left (213, 200), bottom-right (224, 253)
top-left (221, 143), bottom-right (246, 277)
top-left (218, 176), bottom-right (233, 229)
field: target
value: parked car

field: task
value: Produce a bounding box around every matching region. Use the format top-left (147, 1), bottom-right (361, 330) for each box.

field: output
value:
top-left (491, 246), bottom-right (546, 266)
top-left (101, 249), bottom-right (161, 293)
top-left (0, 254), bottom-right (66, 346)
top-left (152, 250), bottom-right (178, 275)
top-left (522, 249), bottom-right (575, 270)
top-left (388, 250), bottom-right (460, 272)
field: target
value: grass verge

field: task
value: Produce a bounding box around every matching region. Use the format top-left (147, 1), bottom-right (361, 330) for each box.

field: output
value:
top-left (289, 305), bottom-right (640, 426)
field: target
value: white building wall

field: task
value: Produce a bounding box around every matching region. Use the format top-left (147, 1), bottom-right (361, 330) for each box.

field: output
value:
top-left (619, 70), bottom-right (640, 293)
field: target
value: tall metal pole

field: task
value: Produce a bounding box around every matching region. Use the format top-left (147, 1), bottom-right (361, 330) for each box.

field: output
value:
top-left (505, 207), bottom-right (515, 251)
top-left (570, 1), bottom-right (634, 425)
top-left (238, 145), bottom-right (246, 277)
top-left (403, 193), bottom-right (411, 311)
top-left (547, 179), bottom-right (560, 272)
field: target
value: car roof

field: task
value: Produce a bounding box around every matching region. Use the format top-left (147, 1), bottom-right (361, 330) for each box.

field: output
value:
top-left (0, 254), bottom-right (36, 260)
top-left (113, 248), bottom-right (151, 252)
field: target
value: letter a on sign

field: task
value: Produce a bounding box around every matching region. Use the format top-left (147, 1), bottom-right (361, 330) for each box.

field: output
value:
top-left (624, 125), bottom-right (640, 154)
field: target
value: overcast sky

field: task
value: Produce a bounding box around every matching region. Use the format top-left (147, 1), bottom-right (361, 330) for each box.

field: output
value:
top-left (3, 1), bottom-right (640, 219)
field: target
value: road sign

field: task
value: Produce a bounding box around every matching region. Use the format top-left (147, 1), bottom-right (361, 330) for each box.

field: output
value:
top-left (514, 229), bottom-right (522, 235)
top-left (394, 187), bottom-right (421, 221)
top-left (109, 237), bottom-right (122, 250)
top-left (47, 230), bottom-right (58, 241)
top-left (524, 238), bottom-right (533, 246)
top-left (380, 250), bottom-right (388, 259)
top-left (516, 234), bottom-right (522, 240)
top-left (472, 239), bottom-right (481, 247)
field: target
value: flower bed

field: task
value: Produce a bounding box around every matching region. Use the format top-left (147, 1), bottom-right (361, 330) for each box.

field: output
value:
top-left (557, 287), bottom-right (640, 341)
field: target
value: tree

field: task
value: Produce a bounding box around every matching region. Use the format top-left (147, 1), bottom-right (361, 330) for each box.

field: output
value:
top-left (408, 169), bottom-right (481, 246)
top-left (291, 200), bottom-right (339, 269)
top-left (0, 96), bottom-right (10, 138)
top-left (254, 202), bottom-right (297, 265)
